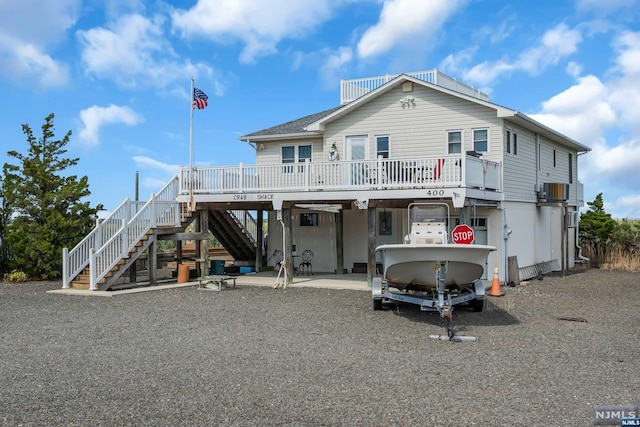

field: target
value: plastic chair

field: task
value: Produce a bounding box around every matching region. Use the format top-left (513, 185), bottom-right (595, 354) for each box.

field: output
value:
top-left (300, 250), bottom-right (313, 276)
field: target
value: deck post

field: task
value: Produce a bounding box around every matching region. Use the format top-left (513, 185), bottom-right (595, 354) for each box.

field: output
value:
top-left (367, 206), bottom-right (376, 288)
top-left (256, 209), bottom-right (264, 272)
top-left (336, 210), bottom-right (344, 274)
top-left (62, 248), bottom-right (69, 289)
top-left (201, 209), bottom-right (209, 278)
top-left (148, 237), bottom-right (157, 285)
top-left (283, 206), bottom-right (293, 286)
top-left (194, 210), bottom-right (202, 277)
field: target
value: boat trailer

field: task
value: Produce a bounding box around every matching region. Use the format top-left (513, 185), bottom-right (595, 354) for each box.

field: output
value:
top-left (372, 261), bottom-right (485, 342)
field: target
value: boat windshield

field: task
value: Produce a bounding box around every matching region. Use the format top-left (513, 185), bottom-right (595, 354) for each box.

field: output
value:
top-left (412, 206), bottom-right (447, 223)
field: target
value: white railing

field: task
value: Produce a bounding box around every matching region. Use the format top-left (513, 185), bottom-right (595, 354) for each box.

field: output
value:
top-left (179, 155), bottom-right (501, 195)
top-left (62, 198), bottom-right (146, 288)
top-left (62, 176), bottom-right (182, 290)
top-left (229, 210), bottom-right (258, 245)
top-left (88, 177), bottom-right (181, 290)
top-left (340, 69), bottom-right (489, 104)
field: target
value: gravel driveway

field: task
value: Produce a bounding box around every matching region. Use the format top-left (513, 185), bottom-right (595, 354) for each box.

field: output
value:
top-left (0, 269), bottom-right (638, 426)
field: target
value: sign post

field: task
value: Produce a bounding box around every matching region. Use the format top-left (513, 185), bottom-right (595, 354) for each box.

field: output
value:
top-left (452, 224), bottom-right (474, 244)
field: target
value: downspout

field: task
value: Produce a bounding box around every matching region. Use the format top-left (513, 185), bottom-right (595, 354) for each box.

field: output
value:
top-left (575, 218), bottom-right (590, 263)
top-left (575, 151), bottom-right (590, 264)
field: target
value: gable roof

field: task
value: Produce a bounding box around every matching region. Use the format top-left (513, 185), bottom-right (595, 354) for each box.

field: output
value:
top-left (240, 74), bottom-right (590, 153)
top-left (239, 106), bottom-right (343, 142)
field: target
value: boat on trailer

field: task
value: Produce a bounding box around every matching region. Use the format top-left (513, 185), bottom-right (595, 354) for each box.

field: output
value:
top-left (372, 203), bottom-right (496, 341)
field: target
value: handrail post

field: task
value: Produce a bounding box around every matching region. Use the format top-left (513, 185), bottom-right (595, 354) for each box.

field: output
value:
top-left (89, 248), bottom-right (96, 291)
top-left (377, 155), bottom-right (383, 189)
top-left (239, 163), bottom-right (244, 192)
top-left (62, 247), bottom-right (69, 288)
top-left (460, 154), bottom-right (466, 186)
top-left (304, 159), bottom-right (310, 190)
top-left (150, 193), bottom-right (157, 228)
top-left (121, 218), bottom-right (128, 259)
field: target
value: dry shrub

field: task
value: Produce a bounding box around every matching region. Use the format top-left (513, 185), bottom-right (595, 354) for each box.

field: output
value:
top-left (580, 243), bottom-right (640, 271)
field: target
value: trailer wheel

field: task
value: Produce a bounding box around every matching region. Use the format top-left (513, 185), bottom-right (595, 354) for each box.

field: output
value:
top-left (469, 298), bottom-right (485, 312)
top-left (373, 298), bottom-right (383, 311)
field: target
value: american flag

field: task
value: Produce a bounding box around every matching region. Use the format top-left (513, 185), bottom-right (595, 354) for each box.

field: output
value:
top-left (193, 87), bottom-right (208, 110)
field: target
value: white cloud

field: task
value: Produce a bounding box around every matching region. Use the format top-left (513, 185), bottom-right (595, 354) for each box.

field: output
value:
top-left (0, 0), bottom-right (80, 46)
top-left (78, 105), bottom-right (143, 147)
top-left (528, 31), bottom-right (640, 218)
top-left (357, 0), bottom-right (464, 59)
top-left (132, 156), bottom-right (180, 176)
top-left (0, 0), bottom-right (79, 87)
top-left (462, 23), bottom-right (583, 86)
top-left (1, 42), bottom-right (70, 88)
top-left (132, 156), bottom-right (180, 191)
top-left (576, 0), bottom-right (637, 15)
top-left (171, 0), bottom-right (335, 64)
top-left (613, 194), bottom-right (640, 219)
top-left (78, 14), bottom-right (214, 90)
top-left (319, 47), bottom-right (353, 88)
top-left (566, 61), bottom-right (583, 77)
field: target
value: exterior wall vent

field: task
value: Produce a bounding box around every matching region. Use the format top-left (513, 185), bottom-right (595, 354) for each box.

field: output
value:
top-left (543, 183), bottom-right (569, 202)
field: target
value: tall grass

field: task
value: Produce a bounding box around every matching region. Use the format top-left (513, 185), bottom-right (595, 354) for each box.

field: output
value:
top-left (580, 243), bottom-right (640, 271)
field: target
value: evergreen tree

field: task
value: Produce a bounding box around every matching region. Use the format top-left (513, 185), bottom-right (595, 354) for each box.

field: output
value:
top-left (2, 113), bottom-right (96, 279)
top-left (579, 193), bottom-right (617, 262)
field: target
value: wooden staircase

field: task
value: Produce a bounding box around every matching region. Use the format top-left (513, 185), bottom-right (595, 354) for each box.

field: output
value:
top-left (70, 230), bottom-right (156, 290)
top-left (62, 176), bottom-right (260, 291)
top-left (208, 210), bottom-right (256, 262)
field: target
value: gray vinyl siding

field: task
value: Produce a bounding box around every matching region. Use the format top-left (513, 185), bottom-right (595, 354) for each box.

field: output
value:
top-left (256, 138), bottom-right (323, 165)
top-left (502, 124), bottom-right (537, 202)
top-left (539, 136), bottom-right (579, 206)
top-left (322, 85), bottom-right (503, 160)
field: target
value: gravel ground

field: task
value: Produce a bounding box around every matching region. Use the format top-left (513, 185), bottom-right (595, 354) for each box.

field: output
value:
top-left (0, 269), bottom-right (638, 426)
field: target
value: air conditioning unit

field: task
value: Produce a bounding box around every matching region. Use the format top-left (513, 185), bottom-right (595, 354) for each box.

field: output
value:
top-left (565, 211), bottom-right (579, 228)
top-left (544, 183), bottom-right (569, 202)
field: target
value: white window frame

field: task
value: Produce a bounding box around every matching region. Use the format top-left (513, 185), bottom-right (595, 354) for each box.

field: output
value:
top-left (447, 130), bottom-right (463, 154)
top-left (375, 134), bottom-right (390, 158)
top-left (281, 144), bottom-right (312, 173)
top-left (472, 128), bottom-right (489, 153)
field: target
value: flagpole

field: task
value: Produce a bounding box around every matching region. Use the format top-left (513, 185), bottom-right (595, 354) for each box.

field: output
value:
top-left (189, 77), bottom-right (194, 173)
top-left (189, 77), bottom-right (195, 210)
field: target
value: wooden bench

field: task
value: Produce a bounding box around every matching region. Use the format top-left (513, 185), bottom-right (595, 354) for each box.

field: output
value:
top-left (197, 275), bottom-right (237, 291)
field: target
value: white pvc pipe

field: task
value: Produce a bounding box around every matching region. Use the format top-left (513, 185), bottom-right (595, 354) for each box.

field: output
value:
top-left (429, 334), bottom-right (477, 342)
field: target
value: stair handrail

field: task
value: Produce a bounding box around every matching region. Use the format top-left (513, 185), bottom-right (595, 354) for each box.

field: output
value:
top-left (228, 210), bottom-right (258, 245)
top-left (86, 176), bottom-right (180, 290)
top-left (62, 197), bottom-right (145, 288)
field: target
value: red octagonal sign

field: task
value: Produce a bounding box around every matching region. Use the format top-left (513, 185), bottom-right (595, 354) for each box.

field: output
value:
top-left (452, 224), bottom-right (474, 244)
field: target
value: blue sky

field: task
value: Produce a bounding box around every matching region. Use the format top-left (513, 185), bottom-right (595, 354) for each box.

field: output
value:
top-left (1, 0), bottom-right (639, 218)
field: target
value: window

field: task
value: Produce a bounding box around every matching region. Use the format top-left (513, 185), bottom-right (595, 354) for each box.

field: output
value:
top-left (378, 211), bottom-right (392, 236)
top-left (376, 135), bottom-right (389, 158)
top-left (281, 144), bottom-right (312, 173)
top-left (513, 132), bottom-right (518, 155)
top-left (300, 213), bottom-right (318, 226)
top-left (568, 153), bottom-right (573, 184)
top-left (506, 130), bottom-right (511, 154)
top-left (447, 131), bottom-right (462, 154)
top-left (553, 149), bottom-right (556, 167)
top-left (298, 145), bottom-right (312, 162)
top-left (473, 129), bottom-right (488, 152)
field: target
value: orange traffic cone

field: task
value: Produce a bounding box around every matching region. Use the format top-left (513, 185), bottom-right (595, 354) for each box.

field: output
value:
top-left (488, 263), bottom-right (504, 297)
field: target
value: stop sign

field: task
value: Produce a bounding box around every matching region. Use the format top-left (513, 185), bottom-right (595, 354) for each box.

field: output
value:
top-left (452, 224), bottom-right (474, 244)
